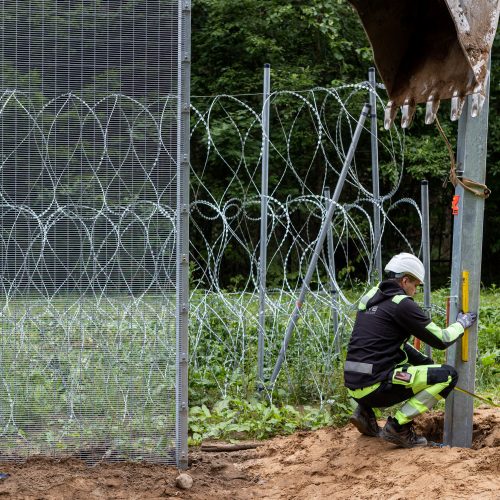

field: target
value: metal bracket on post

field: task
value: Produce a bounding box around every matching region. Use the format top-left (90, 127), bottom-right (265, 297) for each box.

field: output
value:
top-left (269, 104), bottom-right (371, 386)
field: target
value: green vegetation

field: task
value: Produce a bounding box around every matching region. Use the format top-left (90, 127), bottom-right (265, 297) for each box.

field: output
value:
top-left (0, 0), bottom-right (498, 455)
top-left (188, 288), bottom-right (499, 445)
top-left (191, 0), bottom-right (500, 287)
top-left (0, 289), bottom-right (495, 452)
top-left (188, 399), bottom-right (338, 446)
top-left (0, 297), bottom-right (177, 458)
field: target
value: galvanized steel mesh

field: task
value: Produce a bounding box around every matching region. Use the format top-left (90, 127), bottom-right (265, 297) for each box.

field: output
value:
top-left (0, 1), bottom-right (182, 463)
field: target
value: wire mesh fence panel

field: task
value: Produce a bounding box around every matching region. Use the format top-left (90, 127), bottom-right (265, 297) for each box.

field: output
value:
top-left (0, 0), bottom-right (183, 464)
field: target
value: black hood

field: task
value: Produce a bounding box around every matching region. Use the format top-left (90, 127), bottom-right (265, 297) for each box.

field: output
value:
top-left (366, 280), bottom-right (407, 309)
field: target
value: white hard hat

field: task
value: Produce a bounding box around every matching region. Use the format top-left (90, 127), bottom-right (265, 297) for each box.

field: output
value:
top-left (384, 253), bottom-right (425, 283)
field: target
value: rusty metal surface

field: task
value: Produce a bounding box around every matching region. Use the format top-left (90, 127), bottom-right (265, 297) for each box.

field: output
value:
top-left (349, 0), bottom-right (499, 126)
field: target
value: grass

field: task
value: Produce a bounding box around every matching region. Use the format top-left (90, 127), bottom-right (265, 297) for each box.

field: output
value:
top-left (188, 287), bottom-right (499, 444)
top-left (0, 295), bottom-right (177, 461)
top-left (0, 288), bottom-right (496, 454)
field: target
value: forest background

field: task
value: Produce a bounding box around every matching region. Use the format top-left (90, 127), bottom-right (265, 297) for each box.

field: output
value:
top-left (191, 0), bottom-right (500, 288)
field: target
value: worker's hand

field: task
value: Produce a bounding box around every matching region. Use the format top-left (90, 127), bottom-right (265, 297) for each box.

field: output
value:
top-left (456, 311), bottom-right (477, 329)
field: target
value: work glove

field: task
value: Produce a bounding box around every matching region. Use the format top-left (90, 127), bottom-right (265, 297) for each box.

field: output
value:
top-left (456, 311), bottom-right (477, 330)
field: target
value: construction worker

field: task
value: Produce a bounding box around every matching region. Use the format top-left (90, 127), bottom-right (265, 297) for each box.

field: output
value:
top-left (344, 252), bottom-right (477, 448)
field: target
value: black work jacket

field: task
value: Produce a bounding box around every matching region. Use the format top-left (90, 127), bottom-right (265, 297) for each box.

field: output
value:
top-left (344, 280), bottom-right (464, 390)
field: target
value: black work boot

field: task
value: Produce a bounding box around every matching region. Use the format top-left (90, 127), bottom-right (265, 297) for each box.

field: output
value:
top-left (381, 416), bottom-right (427, 448)
top-left (350, 405), bottom-right (381, 437)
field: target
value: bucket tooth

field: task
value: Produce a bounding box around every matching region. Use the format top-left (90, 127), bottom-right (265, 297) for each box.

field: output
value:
top-left (401, 99), bottom-right (415, 129)
top-left (425, 95), bottom-right (440, 125)
top-left (348, 0), bottom-right (499, 126)
top-left (470, 92), bottom-right (485, 118)
top-left (471, 71), bottom-right (489, 118)
top-left (384, 100), bottom-right (397, 130)
top-left (450, 91), bottom-right (465, 122)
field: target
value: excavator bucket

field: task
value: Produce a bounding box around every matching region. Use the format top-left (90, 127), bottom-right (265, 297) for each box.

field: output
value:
top-left (348, 0), bottom-right (500, 128)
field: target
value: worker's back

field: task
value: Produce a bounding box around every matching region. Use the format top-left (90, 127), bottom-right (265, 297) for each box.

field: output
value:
top-left (345, 280), bottom-right (416, 389)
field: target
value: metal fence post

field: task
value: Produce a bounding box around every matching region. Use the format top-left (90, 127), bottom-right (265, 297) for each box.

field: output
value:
top-left (176, 0), bottom-right (191, 469)
top-left (269, 104), bottom-right (370, 386)
top-left (258, 63), bottom-right (271, 383)
top-left (421, 180), bottom-right (432, 357)
top-left (369, 68), bottom-right (382, 282)
top-left (324, 187), bottom-right (340, 356)
top-left (444, 67), bottom-right (491, 447)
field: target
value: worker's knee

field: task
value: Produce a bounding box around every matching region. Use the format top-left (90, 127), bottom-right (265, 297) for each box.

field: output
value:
top-left (427, 364), bottom-right (457, 398)
top-left (427, 364), bottom-right (458, 387)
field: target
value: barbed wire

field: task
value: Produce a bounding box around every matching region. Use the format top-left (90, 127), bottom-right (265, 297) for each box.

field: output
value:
top-left (0, 89), bottom-right (178, 460)
top-left (0, 82), bottom-right (430, 424)
top-left (189, 83), bottom-right (428, 403)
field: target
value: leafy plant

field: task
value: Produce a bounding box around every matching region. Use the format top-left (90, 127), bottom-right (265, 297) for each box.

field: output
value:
top-left (188, 397), bottom-right (349, 445)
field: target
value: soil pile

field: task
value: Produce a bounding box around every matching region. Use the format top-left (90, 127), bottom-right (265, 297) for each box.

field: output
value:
top-left (0, 407), bottom-right (497, 499)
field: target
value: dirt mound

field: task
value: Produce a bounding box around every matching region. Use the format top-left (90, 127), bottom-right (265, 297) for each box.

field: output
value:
top-left (0, 408), bottom-right (497, 499)
top-left (414, 406), bottom-right (499, 449)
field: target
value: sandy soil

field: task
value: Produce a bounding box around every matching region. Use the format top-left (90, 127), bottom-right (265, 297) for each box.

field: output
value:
top-left (0, 407), bottom-right (497, 499)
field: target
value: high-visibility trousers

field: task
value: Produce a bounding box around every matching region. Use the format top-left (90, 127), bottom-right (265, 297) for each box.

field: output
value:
top-left (349, 364), bottom-right (458, 425)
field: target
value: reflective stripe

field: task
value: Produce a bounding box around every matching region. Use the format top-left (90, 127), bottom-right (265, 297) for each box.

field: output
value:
top-left (398, 390), bottom-right (440, 422)
top-left (399, 402), bottom-right (424, 420)
top-left (395, 376), bottom-right (451, 425)
top-left (347, 382), bottom-right (381, 399)
top-left (397, 345), bottom-right (408, 367)
top-left (358, 286), bottom-right (379, 311)
top-left (442, 328), bottom-right (452, 343)
top-left (444, 323), bottom-right (464, 342)
top-left (345, 360), bottom-right (373, 374)
top-left (413, 389), bottom-right (440, 409)
top-left (392, 294), bottom-right (409, 304)
top-left (425, 321), bottom-right (464, 344)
